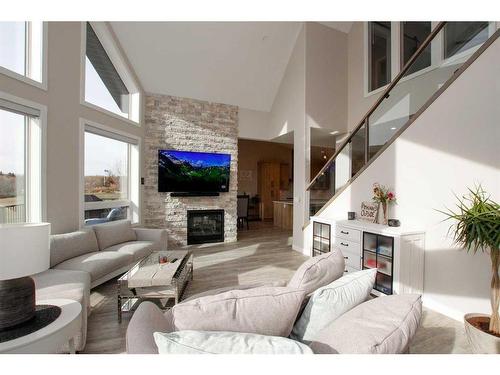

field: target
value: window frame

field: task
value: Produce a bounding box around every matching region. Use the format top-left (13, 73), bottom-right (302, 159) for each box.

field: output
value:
top-left (80, 22), bottom-right (142, 126)
top-left (441, 22), bottom-right (497, 65)
top-left (364, 21), bottom-right (399, 97)
top-left (365, 22), bottom-right (394, 95)
top-left (78, 118), bottom-right (141, 228)
top-left (0, 90), bottom-right (47, 223)
top-left (399, 22), bottom-right (433, 75)
top-left (364, 21), bottom-right (498, 97)
top-left (0, 22), bottom-right (48, 91)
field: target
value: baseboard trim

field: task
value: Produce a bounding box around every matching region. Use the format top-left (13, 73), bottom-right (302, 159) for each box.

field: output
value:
top-left (422, 297), bottom-right (468, 323)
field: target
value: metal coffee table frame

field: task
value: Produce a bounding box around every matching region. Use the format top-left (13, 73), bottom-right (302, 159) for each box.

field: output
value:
top-left (117, 250), bottom-right (193, 323)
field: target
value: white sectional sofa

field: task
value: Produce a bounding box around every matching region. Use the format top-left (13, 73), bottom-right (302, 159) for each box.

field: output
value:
top-left (32, 220), bottom-right (168, 352)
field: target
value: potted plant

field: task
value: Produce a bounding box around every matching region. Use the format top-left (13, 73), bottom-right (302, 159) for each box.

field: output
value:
top-left (439, 186), bottom-right (500, 353)
top-left (372, 183), bottom-right (396, 225)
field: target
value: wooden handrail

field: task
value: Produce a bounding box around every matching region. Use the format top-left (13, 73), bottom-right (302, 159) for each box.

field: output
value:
top-left (306, 22), bottom-right (446, 191)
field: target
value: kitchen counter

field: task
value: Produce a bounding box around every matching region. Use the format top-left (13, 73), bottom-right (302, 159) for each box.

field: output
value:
top-left (273, 201), bottom-right (293, 230)
top-left (272, 200), bottom-right (293, 205)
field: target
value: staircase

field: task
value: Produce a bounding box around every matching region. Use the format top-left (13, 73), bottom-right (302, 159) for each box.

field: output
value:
top-left (307, 22), bottom-right (500, 218)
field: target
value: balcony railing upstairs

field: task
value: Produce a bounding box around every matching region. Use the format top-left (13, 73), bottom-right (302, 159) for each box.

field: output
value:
top-left (0, 204), bottom-right (25, 224)
top-left (307, 22), bottom-right (500, 218)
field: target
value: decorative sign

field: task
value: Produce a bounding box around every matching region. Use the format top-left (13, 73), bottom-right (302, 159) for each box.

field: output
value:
top-left (360, 201), bottom-right (378, 223)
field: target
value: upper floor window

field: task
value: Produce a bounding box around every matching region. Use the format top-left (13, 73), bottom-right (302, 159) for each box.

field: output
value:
top-left (0, 22), bottom-right (44, 85)
top-left (368, 22), bottom-right (392, 92)
top-left (83, 23), bottom-right (140, 123)
top-left (444, 22), bottom-right (490, 59)
top-left (401, 22), bottom-right (431, 76)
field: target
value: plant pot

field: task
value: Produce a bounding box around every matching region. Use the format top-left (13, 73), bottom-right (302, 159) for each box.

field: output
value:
top-left (464, 313), bottom-right (500, 353)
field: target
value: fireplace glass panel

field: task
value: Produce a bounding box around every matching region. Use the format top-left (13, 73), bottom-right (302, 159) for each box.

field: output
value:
top-left (187, 209), bottom-right (224, 245)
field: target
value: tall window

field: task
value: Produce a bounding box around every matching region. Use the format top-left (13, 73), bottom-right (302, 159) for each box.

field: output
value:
top-left (0, 22), bottom-right (43, 83)
top-left (83, 125), bottom-right (139, 225)
top-left (401, 22), bottom-right (431, 76)
top-left (0, 99), bottom-right (43, 224)
top-left (444, 22), bottom-right (490, 59)
top-left (368, 22), bottom-right (392, 92)
top-left (84, 23), bottom-right (140, 121)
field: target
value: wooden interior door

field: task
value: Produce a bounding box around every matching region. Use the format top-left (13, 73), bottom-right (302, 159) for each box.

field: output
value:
top-left (258, 162), bottom-right (280, 220)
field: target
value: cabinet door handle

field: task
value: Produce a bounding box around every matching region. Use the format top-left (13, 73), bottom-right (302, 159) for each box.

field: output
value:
top-left (340, 242), bottom-right (348, 246)
top-left (344, 256), bottom-right (349, 260)
top-left (341, 230), bottom-right (349, 235)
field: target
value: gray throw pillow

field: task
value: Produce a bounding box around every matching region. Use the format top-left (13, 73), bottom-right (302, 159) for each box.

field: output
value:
top-left (153, 330), bottom-right (314, 354)
top-left (50, 230), bottom-right (99, 267)
top-left (171, 287), bottom-right (306, 337)
top-left (290, 268), bottom-right (376, 343)
top-left (92, 220), bottom-right (137, 250)
top-left (287, 249), bottom-right (345, 295)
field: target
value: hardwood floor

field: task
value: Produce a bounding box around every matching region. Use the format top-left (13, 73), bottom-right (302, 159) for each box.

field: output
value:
top-left (83, 221), bottom-right (306, 353)
top-left (82, 221), bottom-right (471, 354)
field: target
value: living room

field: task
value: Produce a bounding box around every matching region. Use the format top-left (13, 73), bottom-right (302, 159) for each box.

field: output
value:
top-left (1, 1), bottom-right (500, 373)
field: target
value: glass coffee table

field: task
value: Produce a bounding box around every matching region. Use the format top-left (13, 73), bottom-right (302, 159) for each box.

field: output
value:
top-left (117, 250), bottom-right (193, 323)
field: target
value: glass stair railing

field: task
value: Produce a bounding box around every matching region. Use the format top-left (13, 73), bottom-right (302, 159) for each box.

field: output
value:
top-left (307, 21), bottom-right (500, 218)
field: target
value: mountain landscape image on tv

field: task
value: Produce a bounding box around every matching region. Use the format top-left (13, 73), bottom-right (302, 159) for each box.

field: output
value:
top-left (158, 150), bottom-right (231, 193)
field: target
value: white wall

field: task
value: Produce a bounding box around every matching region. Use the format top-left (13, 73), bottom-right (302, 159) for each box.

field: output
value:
top-left (238, 108), bottom-right (271, 141)
top-left (246, 23), bottom-right (349, 252)
top-left (268, 26), bottom-right (306, 251)
top-left (0, 22), bottom-right (145, 234)
top-left (305, 22), bottom-right (348, 134)
top-left (308, 36), bottom-right (500, 321)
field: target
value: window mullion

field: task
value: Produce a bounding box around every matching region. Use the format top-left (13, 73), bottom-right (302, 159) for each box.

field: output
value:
top-left (24, 22), bottom-right (30, 77)
top-left (391, 22), bottom-right (400, 80)
top-left (24, 116), bottom-right (30, 222)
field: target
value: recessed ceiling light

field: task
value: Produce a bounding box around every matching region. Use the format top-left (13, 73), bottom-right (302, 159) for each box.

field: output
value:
top-left (390, 127), bottom-right (397, 130)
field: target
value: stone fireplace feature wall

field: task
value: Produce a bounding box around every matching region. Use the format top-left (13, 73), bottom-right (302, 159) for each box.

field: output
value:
top-left (143, 94), bottom-right (238, 247)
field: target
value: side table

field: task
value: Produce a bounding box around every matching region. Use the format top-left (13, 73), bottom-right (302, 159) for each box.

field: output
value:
top-left (0, 299), bottom-right (81, 354)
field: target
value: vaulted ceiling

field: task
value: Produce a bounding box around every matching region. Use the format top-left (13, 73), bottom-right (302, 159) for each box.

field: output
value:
top-left (111, 22), bottom-right (352, 111)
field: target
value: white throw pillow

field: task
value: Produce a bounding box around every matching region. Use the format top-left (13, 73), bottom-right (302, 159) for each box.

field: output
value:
top-left (153, 330), bottom-right (314, 354)
top-left (290, 268), bottom-right (377, 344)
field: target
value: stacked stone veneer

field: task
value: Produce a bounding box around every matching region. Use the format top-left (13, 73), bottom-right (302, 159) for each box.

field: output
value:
top-left (144, 94), bottom-right (238, 247)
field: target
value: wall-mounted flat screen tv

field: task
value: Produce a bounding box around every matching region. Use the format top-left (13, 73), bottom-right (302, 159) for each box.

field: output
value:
top-left (158, 150), bottom-right (231, 193)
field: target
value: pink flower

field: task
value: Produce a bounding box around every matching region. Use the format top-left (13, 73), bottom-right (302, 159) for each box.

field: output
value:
top-left (387, 192), bottom-right (395, 200)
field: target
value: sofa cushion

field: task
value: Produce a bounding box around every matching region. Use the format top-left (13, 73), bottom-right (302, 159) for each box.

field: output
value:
top-left (127, 302), bottom-right (176, 354)
top-left (171, 287), bottom-right (306, 337)
top-left (287, 249), bottom-right (345, 295)
top-left (183, 280), bottom-right (288, 302)
top-left (32, 269), bottom-right (91, 351)
top-left (104, 241), bottom-right (155, 262)
top-left (50, 230), bottom-right (99, 267)
top-left (153, 330), bottom-right (314, 354)
top-left (291, 268), bottom-right (376, 343)
top-left (92, 220), bottom-right (137, 250)
top-left (309, 294), bottom-right (422, 354)
top-left (53, 251), bottom-right (133, 282)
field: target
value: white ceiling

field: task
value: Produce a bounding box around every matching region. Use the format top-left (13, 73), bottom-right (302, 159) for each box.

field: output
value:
top-left (111, 22), bottom-right (302, 111)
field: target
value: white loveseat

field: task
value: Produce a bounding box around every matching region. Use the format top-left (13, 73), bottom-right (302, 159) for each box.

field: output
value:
top-left (32, 220), bottom-right (168, 352)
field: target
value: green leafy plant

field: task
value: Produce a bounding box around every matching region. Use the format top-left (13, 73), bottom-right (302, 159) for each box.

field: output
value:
top-left (438, 186), bottom-right (500, 334)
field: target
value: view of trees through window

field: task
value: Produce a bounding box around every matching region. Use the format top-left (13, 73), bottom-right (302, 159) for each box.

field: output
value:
top-left (84, 131), bottom-right (129, 223)
top-left (84, 132), bottom-right (128, 201)
top-left (0, 109), bottom-right (26, 223)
